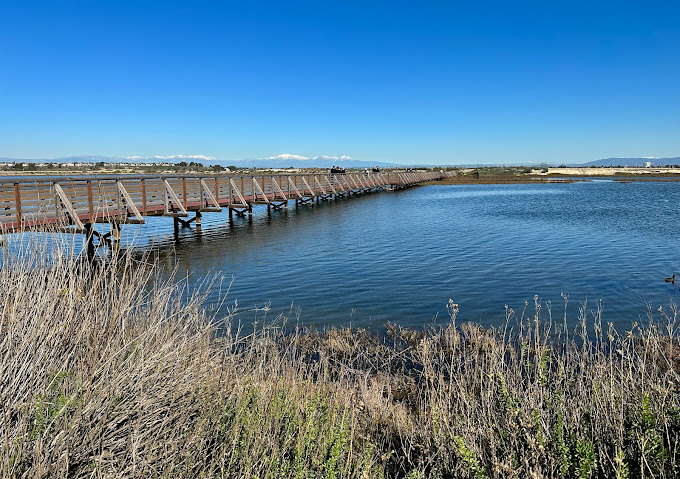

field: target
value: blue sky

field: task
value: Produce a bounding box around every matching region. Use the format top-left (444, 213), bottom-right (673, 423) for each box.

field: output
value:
top-left (1, 0), bottom-right (679, 165)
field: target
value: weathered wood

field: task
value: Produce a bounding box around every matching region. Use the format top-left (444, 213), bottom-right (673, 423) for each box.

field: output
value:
top-left (287, 176), bottom-right (304, 200)
top-left (228, 178), bottom-right (249, 208)
top-left (199, 179), bottom-right (221, 211)
top-left (271, 177), bottom-right (288, 201)
top-left (314, 176), bottom-right (327, 196)
top-left (163, 179), bottom-right (189, 217)
top-left (301, 177), bottom-right (316, 198)
top-left (86, 181), bottom-right (94, 221)
top-left (141, 179), bottom-right (147, 214)
top-left (54, 183), bottom-right (85, 230)
top-left (13, 183), bottom-right (22, 231)
top-left (0, 171), bottom-right (449, 234)
top-left (117, 181), bottom-right (145, 223)
top-left (252, 177), bottom-right (270, 204)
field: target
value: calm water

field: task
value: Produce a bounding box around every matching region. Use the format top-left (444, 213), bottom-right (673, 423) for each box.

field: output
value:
top-left (10, 181), bottom-right (680, 329)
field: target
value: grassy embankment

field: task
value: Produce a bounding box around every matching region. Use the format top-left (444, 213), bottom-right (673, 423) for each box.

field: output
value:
top-left (429, 166), bottom-right (680, 185)
top-left (3, 244), bottom-right (680, 478)
top-left (427, 167), bottom-right (574, 185)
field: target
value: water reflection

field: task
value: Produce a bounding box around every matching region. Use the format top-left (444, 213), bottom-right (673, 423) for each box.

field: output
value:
top-left (4, 182), bottom-right (680, 330)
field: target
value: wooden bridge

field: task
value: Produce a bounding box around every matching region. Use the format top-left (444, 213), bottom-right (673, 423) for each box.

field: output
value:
top-left (0, 170), bottom-right (450, 249)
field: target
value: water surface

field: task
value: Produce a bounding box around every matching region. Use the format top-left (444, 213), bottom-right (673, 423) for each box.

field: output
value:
top-left (9, 181), bottom-right (680, 330)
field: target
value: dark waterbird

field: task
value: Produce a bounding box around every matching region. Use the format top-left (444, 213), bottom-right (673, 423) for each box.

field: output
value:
top-left (665, 274), bottom-right (675, 284)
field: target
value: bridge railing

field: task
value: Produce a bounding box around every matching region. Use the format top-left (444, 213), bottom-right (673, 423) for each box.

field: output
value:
top-left (0, 170), bottom-right (451, 234)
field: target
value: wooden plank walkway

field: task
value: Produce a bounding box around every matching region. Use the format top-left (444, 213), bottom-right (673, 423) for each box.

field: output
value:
top-left (0, 170), bottom-right (450, 239)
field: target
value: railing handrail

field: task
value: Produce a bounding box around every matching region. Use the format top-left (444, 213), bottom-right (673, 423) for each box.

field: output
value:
top-left (0, 170), bottom-right (448, 185)
top-left (0, 170), bottom-right (453, 235)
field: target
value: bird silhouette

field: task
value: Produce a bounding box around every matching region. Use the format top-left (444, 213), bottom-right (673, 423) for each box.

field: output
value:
top-left (665, 274), bottom-right (675, 284)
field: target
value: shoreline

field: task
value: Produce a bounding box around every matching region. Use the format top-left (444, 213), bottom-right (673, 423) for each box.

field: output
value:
top-left (429, 167), bottom-right (680, 185)
top-left (4, 165), bottom-right (680, 180)
top-left (430, 175), bottom-right (680, 185)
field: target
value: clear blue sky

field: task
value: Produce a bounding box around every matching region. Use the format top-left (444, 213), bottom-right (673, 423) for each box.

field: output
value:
top-left (1, 0), bottom-right (679, 165)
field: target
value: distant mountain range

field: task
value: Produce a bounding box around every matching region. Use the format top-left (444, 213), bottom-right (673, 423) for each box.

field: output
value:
top-left (2, 154), bottom-right (680, 168)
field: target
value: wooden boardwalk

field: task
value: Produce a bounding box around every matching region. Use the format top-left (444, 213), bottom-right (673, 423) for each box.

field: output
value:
top-left (0, 171), bottom-right (449, 245)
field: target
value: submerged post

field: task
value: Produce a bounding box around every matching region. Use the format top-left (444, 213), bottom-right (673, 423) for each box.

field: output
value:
top-left (83, 223), bottom-right (95, 261)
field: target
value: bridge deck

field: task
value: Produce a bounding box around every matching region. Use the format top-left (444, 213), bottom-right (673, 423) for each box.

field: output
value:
top-left (0, 171), bottom-right (449, 234)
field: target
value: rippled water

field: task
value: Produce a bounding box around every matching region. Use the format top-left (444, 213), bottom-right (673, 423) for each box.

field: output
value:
top-left (9, 181), bottom-right (680, 329)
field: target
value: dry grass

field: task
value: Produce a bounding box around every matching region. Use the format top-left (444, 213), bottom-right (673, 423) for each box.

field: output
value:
top-left (2, 243), bottom-right (680, 478)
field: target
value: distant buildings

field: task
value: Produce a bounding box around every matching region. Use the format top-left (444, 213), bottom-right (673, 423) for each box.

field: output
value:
top-left (0, 161), bottom-right (188, 169)
top-left (0, 161), bottom-right (240, 175)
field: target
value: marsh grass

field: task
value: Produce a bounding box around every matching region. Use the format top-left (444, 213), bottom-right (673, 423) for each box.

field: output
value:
top-left (2, 242), bottom-right (680, 478)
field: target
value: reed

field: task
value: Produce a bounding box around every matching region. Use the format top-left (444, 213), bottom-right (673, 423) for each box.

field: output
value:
top-left (2, 242), bottom-right (680, 478)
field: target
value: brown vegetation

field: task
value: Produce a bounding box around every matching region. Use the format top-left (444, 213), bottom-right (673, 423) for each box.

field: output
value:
top-left (2, 245), bottom-right (680, 477)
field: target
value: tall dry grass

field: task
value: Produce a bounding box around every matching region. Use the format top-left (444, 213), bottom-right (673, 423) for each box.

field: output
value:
top-left (2, 241), bottom-right (680, 478)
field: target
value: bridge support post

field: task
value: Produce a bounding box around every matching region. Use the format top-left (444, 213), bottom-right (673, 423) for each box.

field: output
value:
top-left (84, 223), bottom-right (95, 261)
